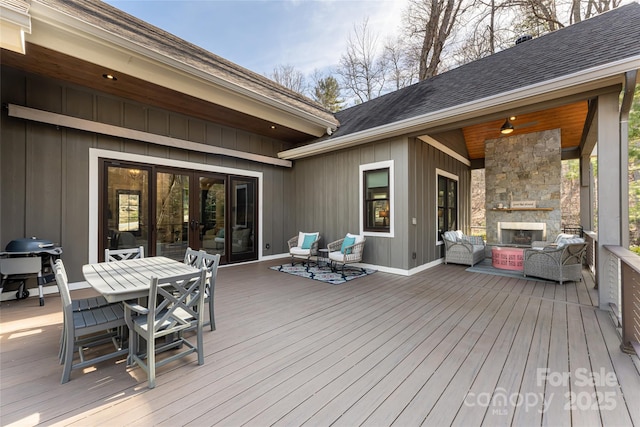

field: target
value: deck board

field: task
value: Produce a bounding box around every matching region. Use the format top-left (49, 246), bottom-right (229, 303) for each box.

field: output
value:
top-left (1, 260), bottom-right (638, 427)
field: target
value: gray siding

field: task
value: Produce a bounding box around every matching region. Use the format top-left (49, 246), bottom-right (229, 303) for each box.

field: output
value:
top-left (1, 66), bottom-right (292, 281)
top-left (409, 138), bottom-right (472, 269)
top-left (287, 138), bottom-right (410, 270)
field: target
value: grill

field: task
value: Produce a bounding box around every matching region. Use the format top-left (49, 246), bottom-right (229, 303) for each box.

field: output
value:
top-left (0, 237), bottom-right (63, 306)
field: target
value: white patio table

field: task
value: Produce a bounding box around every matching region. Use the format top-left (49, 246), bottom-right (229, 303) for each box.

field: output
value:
top-left (82, 256), bottom-right (199, 303)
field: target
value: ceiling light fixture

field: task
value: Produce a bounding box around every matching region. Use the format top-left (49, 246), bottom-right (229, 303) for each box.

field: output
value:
top-left (102, 73), bottom-right (117, 81)
top-left (500, 118), bottom-right (514, 134)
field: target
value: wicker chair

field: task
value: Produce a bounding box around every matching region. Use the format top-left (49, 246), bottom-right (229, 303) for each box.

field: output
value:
top-left (288, 232), bottom-right (321, 265)
top-left (523, 242), bottom-right (587, 284)
top-left (327, 233), bottom-right (366, 272)
top-left (442, 230), bottom-right (485, 267)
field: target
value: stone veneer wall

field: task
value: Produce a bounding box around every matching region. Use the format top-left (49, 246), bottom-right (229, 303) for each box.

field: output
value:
top-left (485, 129), bottom-right (562, 244)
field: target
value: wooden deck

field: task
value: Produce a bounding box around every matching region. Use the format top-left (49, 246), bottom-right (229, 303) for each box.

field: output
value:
top-left (1, 260), bottom-right (639, 426)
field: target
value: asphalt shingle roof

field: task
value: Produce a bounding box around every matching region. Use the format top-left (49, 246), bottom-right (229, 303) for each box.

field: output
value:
top-left (330, 2), bottom-right (640, 139)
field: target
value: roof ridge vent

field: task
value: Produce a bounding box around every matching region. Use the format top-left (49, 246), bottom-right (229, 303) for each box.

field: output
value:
top-left (515, 34), bottom-right (533, 45)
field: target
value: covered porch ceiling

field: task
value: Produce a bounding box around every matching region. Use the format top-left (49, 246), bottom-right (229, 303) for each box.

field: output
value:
top-left (0, 43), bottom-right (318, 146)
top-left (462, 101), bottom-right (590, 161)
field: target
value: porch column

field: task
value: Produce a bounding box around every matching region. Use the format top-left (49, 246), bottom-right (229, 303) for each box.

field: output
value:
top-left (596, 91), bottom-right (623, 309)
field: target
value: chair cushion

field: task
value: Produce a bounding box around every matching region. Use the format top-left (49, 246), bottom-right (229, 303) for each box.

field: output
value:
top-left (301, 233), bottom-right (316, 249)
top-left (557, 237), bottom-right (585, 248)
top-left (297, 232), bottom-right (318, 247)
top-left (290, 247), bottom-right (311, 256)
top-left (346, 233), bottom-right (365, 244)
top-left (341, 236), bottom-right (356, 254)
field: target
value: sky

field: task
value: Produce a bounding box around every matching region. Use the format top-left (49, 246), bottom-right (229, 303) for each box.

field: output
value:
top-left (103, 0), bottom-right (409, 79)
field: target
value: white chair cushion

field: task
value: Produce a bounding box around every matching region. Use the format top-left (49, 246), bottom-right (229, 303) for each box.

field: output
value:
top-left (290, 247), bottom-right (312, 256)
top-left (328, 251), bottom-right (344, 261)
top-left (346, 233), bottom-right (365, 244)
top-left (557, 237), bottom-right (585, 248)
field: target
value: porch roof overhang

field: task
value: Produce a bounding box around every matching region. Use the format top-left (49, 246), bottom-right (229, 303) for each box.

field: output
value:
top-left (278, 57), bottom-right (640, 161)
top-left (3, 0), bottom-right (338, 143)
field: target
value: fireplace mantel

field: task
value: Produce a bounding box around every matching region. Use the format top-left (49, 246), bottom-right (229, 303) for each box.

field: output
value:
top-left (490, 208), bottom-right (553, 212)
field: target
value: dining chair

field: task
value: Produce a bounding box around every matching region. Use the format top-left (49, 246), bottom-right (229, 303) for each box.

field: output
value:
top-left (104, 246), bottom-right (145, 262)
top-left (53, 260), bottom-right (128, 384)
top-left (55, 260), bottom-right (111, 363)
top-left (183, 247), bottom-right (203, 267)
top-left (124, 268), bottom-right (207, 389)
top-left (199, 251), bottom-right (221, 331)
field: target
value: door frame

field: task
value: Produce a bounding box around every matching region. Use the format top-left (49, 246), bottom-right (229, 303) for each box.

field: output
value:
top-left (90, 148), bottom-right (263, 263)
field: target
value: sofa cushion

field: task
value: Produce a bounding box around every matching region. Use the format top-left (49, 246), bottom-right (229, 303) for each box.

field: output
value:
top-left (557, 237), bottom-right (585, 248)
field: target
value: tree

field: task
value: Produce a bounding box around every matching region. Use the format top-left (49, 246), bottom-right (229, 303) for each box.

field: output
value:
top-left (337, 18), bottom-right (388, 104)
top-left (311, 73), bottom-right (344, 113)
top-left (268, 64), bottom-right (306, 93)
top-left (383, 36), bottom-right (419, 90)
top-left (403, 0), bottom-right (470, 80)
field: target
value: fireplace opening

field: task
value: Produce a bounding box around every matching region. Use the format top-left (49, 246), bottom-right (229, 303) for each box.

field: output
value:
top-left (498, 222), bottom-right (546, 246)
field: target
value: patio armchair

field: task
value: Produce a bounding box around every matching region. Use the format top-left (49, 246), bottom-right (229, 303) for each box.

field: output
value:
top-left (288, 232), bottom-right (320, 265)
top-left (523, 241), bottom-right (587, 284)
top-left (442, 230), bottom-right (485, 267)
top-left (327, 233), bottom-right (366, 272)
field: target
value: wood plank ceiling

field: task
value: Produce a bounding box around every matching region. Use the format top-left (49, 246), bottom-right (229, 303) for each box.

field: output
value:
top-left (1, 44), bottom-right (312, 146)
top-left (462, 101), bottom-right (589, 160)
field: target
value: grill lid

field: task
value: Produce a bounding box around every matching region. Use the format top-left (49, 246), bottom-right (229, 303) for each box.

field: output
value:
top-left (4, 237), bottom-right (61, 254)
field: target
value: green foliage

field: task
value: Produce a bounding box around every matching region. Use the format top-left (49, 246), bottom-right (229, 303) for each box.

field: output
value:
top-left (313, 76), bottom-right (344, 112)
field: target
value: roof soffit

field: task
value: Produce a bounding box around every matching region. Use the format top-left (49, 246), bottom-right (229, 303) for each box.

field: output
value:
top-left (27, 0), bottom-right (337, 138)
top-left (0, 0), bottom-right (31, 54)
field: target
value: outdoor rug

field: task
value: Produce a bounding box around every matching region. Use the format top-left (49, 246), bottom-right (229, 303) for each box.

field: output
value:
top-left (270, 263), bottom-right (376, 285)
top-left (466, 259), bottom-right (552, 283)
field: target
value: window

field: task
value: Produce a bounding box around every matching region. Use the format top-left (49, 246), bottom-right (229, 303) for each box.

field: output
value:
top-left (437, 170), bottom-right (458, 241)
top-left (360, 161), bottom-right (393, 236)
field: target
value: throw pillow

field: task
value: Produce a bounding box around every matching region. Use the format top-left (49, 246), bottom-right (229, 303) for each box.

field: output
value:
top-left (301, 233), bottom-right (316, 249)
top-left (340, 236), bottom-right (356, 254)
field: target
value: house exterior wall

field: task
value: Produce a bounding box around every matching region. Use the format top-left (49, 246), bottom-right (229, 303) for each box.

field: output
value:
top-left (287, 137), bottom-right (409, 270)
top-left (286, 135), bottom-right (472, 272)
top-left (0, 66), bottom-right (293, 282)
top-left (409, 138), bottom-right (473, 269)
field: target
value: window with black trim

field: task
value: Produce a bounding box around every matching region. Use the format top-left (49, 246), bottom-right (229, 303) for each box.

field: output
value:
top-left (364, 168), bottom-right (390, 232)
top-left (437, 174), bottom-right (458, 240)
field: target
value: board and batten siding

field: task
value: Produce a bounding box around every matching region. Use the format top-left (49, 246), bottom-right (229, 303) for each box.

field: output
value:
top-left (409, 137), bottom-right (472, 270)
top-left (288, 137), bottom-right (410, 271)
top-left (0, 66), bottom-right (293, 283)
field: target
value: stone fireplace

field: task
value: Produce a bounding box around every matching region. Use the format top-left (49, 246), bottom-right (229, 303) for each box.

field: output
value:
top-left (485, 129), bottom-right (562, 245)
top-left (498, 222), bottom-right (546, 246)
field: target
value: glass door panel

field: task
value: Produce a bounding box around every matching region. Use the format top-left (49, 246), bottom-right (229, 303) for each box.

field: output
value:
top-left (104, 164), bottom-right (150, 258)
top-left (198, 175), bottom-right (226, 262)
top-left (156, 172), bottom-right (190, 260)
top-left (230, 177), bottom-right (257, 262)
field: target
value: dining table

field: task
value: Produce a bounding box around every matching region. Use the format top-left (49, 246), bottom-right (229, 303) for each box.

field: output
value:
top-left (82, 256), bottom-right (200, 303)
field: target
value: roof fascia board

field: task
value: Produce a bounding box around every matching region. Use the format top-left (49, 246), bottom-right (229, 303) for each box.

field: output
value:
top-left (278, 57), bottom-right (640, 160)
top-left (27, 1), bottom-right (335, 137)
top-left (0, 2), bottom-right (31, 54)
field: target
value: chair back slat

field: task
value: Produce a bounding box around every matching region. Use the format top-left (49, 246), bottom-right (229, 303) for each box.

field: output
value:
top-left (105, 246), bottom-right (144, 262)
top-left (184, 247), bottom-right (203, 267)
